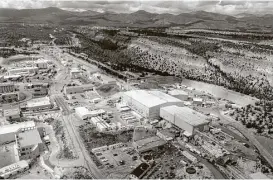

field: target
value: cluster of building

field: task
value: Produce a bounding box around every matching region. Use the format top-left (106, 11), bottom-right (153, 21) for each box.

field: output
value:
top-left (122, 90), bottom-right (210, 137)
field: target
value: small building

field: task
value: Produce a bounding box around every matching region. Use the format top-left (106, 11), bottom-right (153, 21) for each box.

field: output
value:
top-left (132, 135), bottom-right (166, 154)
top-left (35, 60), bottom-right (49, 69)
top-left (75, 107), bottom-right (106, 120)
top-left (70, 68), bottom-right (81, 78)
top-left (16, 129), bottom-right (44, 160)
top-left (3, 75), bottom-right (22, 81)
top-left (90, 117), bottom-right (110, 132)
top-left (181, 151), bottom-right (197, 163)
top-left (64, 84), bottom-right (94, 95)
top-left (193, 98), bottom-right (203, 105)
top-left (160, 105), bottom-right (209, 136)
top-left (26, 96), bottom-right (52, 111)
top-left (3, 107), bottom-right (21, 120)
top-left (0, 160), bottom-right (29, 179)
top-left (0, 121), bottom-right (35, 144)
top-left (168, 89), bottom-right (188, 101)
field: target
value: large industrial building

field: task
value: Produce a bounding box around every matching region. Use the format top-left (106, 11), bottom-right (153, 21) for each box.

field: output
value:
top-left (0, 121), bottom-right (36, 144)
top-left (122, 90), bottom-right (183, 118)
top-left (160, 105), bottom-right (210, 136)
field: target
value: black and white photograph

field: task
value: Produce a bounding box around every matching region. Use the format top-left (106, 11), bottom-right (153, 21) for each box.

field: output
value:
top-left (0, 0), bottom-right (273, 179)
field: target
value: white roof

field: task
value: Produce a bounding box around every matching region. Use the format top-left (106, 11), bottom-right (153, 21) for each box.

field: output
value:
top-left (161, 105), bottom-right (209, 126)
top-left (75, 107), bottom-right (105, 118)
top-left (0, 160), bottom-right (28, 176)
top-left (27, 96), bottom-right (51, 107)
top-left (168, 89), bottom-right (188, 96)
top-left (124, 90), bottom-right (182, 108)
top-left (193, 98), bottom-right (203, 102)
top-left (249, 172), bottom-right (270, 179)
top-left (0, 121), bottom-right (35, 135)
top-left (75, 107), bottom-right (89, 117)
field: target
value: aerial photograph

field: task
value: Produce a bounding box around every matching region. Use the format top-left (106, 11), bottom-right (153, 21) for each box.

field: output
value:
top-left (0, 0), bottom-right (273, 179)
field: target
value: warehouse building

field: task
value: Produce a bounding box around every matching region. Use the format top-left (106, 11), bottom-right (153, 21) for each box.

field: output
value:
top-left (122, 90), bottom-right (183, 118)
top-left (168, 89), bottom-right (188, 101)
top-left (64, 84), bottom-right (94, 95)
top-left (0, 121), bottom-right (35, 144)
top-left (160, 105), bottom-right (210, 136)
top-left (0, 160), bottom-right (29, 179)
top-left (25, 96), bottom-right (53, 111)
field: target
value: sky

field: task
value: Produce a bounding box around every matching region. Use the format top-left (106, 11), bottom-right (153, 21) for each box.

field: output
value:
top-left (0, 0), bottom-right (273, 15)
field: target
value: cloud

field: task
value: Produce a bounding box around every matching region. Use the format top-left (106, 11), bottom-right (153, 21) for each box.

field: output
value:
top-left (0, 0), bottom-right (273, 15)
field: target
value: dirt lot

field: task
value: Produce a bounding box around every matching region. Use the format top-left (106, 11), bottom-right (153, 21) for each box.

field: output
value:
top-left (0, 143), bottom-right (17, 168)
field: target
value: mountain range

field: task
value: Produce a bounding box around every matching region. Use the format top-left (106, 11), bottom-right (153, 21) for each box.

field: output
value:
top-left (0, 7), bottom-right (273, 31)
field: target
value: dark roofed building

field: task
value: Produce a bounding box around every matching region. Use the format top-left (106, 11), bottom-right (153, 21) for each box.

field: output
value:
top-left (130, 162), bottom-right (150, 179)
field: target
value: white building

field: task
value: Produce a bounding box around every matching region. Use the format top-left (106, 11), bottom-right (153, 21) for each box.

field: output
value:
top-left (90, 116), bottom-right (110, 132)
top-left (168, 89), bottom-right (188, 101)
top-left (122, 90), bottom-right (183, 118)
top-left (70, 68), bottom-right (81, 78)
top-left (160, 105), bottom-right (209, 136)
top-left (0, 121), bottom-right (35, 144)
top-left (8, 67), bottom-right (38, 76)
top-left (193, 98), bottom-right (203, 105)
top-left (75, 107), bottom-right (106, 120)
top-left (26, 96), bottom-right (52, 111)
top-left (0, 160), bottom-right (29, 178)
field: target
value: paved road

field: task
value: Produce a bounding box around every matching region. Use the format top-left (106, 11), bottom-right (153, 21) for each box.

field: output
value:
top-left (66, 114), bottom-right (104, 178)
top-left (54, 95), bottom-right (71, 115)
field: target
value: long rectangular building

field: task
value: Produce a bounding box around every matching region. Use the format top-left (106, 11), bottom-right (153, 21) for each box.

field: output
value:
top-left (122, 90), bottom-right (183, 118)
top-left (160, 105), bottom-right (209, 136)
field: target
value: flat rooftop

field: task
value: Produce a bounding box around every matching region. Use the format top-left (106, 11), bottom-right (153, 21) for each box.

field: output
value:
top-left (134, 135), bottom-right (166, 152)
top-left (168, 89), bottom-right (188, 96)
top-left (161, 105), bottom-right (209, 126)
top-left (3, 108), bottom-right (20, 117)
top-left (18, 129), bottom-right (42, 147)
top-left (0, 121), bottom-right (35, 135)
top-left (124, 90), bottom-right (182, 108)
top-left (27, 96), bottom-right (51, 107)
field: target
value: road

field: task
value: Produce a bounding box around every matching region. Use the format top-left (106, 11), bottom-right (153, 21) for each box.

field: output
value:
top-left (213, 98), bottom-right (273, 169)
top-left (54, 95), bottom-right (71, 115)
